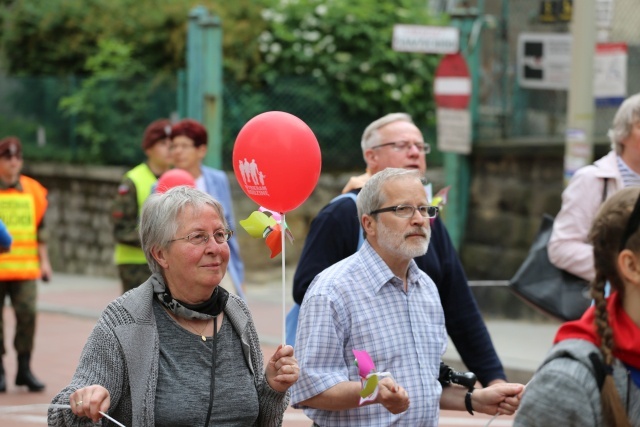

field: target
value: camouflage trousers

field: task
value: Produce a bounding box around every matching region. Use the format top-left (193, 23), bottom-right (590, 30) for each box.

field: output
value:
top-left (0, 279), bottom-right (37, 356)
top-left (118, 263), bottom-right (152, 294)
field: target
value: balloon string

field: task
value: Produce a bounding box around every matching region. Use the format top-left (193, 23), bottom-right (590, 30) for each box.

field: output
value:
top-left (485, 413), bottom-right (499, 427)
top-left (281, 212), bottom-right (286, 346)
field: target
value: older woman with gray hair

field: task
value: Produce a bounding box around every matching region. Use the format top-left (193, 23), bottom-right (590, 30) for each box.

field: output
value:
top-left (49, 186), bottom-right (298, 427)
top-left (549, 93), bottom-right (640, 285)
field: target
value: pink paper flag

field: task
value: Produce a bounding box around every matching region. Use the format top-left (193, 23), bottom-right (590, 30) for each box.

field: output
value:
top-left (353, 349), bottom-right (376, 379)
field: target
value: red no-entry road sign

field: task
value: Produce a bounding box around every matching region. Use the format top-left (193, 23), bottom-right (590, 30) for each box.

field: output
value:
top-left (434, 53), bottom-right (471, 110)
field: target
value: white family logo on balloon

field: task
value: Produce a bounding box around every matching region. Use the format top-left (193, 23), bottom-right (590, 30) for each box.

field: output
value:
top-left (238, 158), bottom-right (270, 196)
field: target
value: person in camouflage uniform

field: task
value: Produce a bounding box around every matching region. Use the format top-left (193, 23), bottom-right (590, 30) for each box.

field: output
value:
top-left (111, 119), bottom-right (172, 294)
top-left (0, 136), bottom-right (52, 392)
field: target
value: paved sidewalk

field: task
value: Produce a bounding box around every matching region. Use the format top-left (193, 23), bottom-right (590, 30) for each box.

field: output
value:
top-left (0, 270), bottom-right (561, 426)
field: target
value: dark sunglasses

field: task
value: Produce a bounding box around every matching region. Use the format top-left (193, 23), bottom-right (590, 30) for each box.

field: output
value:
top-left (619, 193), bottom-right (640, 251)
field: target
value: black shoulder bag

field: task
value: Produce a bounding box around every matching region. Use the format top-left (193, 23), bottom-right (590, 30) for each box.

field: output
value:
top-left (509, 178), bottom-right (609, 321)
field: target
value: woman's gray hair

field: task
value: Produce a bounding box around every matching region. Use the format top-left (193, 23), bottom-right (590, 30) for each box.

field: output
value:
top-left (356, 168), bottom-right (423, 237)
top-left (139, 185), bottom-right (228, 274)
top-left (360, 113), bottom-right (414, 153)
top-left (608, 92), bottom-right (640, 154)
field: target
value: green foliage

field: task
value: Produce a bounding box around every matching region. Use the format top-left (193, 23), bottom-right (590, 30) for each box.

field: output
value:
top-left (1, 0), bottom-right (448, 169)
top-left (58, 38), bottom-right (173, 164)
top-left (0, 0), bottom-right (270, 82)
top-left (257, 0), bottom-right (443, 122)
top-left (222, 76), bottom-right (373, 171)
top-left (0, 74), bottom-right (79, 162)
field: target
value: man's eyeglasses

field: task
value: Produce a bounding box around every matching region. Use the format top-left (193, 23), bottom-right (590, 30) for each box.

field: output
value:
top-left (170, 229), bottom-right (233, 246)
top-left (370, 140), bottom-right (431, 154)
top-left (370, 205), bottom-right (439, 219)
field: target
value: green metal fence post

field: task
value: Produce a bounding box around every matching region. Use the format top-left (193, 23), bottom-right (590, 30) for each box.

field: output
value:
top-left (177, 69), bottom-right (187, 119)
top-left (186, 6), bottom-right (205, 122)
top-left (444, 2), bottom-right (483, 249)
top-left (184, 6), bottom-right (223, 169)
top-left (200, 13), bottom-right (223, 169)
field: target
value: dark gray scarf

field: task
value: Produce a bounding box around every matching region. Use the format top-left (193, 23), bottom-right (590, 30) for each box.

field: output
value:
top-left (150, 273), bottom-right (228, 320)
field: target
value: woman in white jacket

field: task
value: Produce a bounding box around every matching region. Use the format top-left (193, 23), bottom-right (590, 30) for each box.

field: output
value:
top-left (549, 93), bottom-right (640, 282)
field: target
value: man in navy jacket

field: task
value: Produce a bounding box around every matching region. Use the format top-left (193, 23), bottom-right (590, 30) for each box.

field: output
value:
top-left (291, 113), bottom-right (506, 386)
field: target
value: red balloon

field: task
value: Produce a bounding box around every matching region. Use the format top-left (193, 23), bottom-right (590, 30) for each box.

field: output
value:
top-left (156, 169), bottom-right (196, 194)
top-left (233, 111), bottom-right (322, 213)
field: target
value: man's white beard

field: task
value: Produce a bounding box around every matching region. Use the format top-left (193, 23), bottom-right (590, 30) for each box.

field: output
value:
top-left (377, 221), bottom-right (431, 260)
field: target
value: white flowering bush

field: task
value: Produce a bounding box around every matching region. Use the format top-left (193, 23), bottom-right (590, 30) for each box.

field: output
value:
top-left (257, 0), bottom-right (444, 120)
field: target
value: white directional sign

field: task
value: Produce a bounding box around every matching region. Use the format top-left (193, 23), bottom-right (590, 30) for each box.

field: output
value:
top-left (437, 108), bottom-right (472, 154)
top-left (392, 25), bottom-right (459, 54)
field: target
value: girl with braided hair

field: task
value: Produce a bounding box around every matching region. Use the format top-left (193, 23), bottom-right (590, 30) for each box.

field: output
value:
top-left (515, 187), bottom-right (640, 427)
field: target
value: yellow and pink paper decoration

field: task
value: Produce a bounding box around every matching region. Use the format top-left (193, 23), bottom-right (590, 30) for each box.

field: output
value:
top-left (239, 207), bottom-right (294, 258)
top-left (353, 349), bottom-right (393, 405)
top-left (432, 185), bottom-right (451, 208)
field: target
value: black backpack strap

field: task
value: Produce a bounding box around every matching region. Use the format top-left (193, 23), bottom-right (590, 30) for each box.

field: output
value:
top-left (542, 350), bottom-right (609, 392)
top-left (588, 352), bottom-right (612, 391)
top-left (602, 178), bottom-right (609, 203)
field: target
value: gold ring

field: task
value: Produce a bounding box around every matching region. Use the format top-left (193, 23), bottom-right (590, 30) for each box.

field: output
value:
top-left (76, 400), bottom-right (83, 406)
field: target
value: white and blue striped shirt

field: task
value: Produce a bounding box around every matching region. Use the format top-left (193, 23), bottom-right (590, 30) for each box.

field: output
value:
top-left (617, 156), bottom-right (640, 188)
top-left (291, 241), bottom-right (447, 427)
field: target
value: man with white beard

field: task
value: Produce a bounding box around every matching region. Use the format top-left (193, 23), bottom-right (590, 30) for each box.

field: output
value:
top-left (291, 168), bottom-right (523, 427)
top-left (290, 113), bottom-right (506, 388)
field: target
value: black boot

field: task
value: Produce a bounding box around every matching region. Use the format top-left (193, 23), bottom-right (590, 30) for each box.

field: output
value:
top-left (16, 353), bottom-right (45, 392)
top-left (0, 358), bottom-right (5, 392)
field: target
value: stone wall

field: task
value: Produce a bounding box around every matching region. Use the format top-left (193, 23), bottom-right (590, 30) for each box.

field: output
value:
top-left (24, 140), bottom-right (609, 287)
top-left (460, 140), bottom-right (610, 319)
top-left (22, 163), bottom-right (380, 278)
top-left (460, 140), bottom-right (610, 280)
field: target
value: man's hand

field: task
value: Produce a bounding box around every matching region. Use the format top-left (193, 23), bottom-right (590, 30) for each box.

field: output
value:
top-left (374, 377), bottom-right (410, 414)
top-left (38, 243), bottom-right (52, 283)
top-left (341, 171), bottom-right (371, 194)
top-left (472, 382), bottom-right (524, 416)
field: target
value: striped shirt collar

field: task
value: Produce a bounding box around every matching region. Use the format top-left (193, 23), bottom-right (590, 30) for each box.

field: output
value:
top-left (617, 155), bottom-right (640, 187)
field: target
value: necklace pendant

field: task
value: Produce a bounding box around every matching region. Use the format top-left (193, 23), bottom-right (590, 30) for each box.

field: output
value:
top-left (201, 335), bottom-right (207, 342)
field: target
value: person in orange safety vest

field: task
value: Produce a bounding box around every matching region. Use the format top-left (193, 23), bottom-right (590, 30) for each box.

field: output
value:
top-left (0, 136), bottom-right (52, 392)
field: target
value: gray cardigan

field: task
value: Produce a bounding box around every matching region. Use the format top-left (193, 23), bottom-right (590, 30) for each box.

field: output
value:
top-left (48, 278), bottom-right (289, 426)
top-left (514, 339), bottom-right (640, 426)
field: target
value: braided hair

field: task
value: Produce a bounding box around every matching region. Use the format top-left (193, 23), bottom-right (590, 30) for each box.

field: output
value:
top-left (588, 187), bottom-right (639, 427)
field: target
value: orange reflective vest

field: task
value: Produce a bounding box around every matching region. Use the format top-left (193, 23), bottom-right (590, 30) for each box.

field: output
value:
top-left (0, 175), bottom-right (48, 281)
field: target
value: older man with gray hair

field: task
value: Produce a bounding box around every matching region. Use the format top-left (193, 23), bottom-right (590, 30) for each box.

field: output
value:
top-left (290, 112), bottom-right (506, 387)
top-left (291, 168), bottom-right (523, 427)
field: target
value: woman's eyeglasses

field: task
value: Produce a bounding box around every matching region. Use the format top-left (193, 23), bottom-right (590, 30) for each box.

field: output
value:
top-left (170, 229), bottom-right (233, 246)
